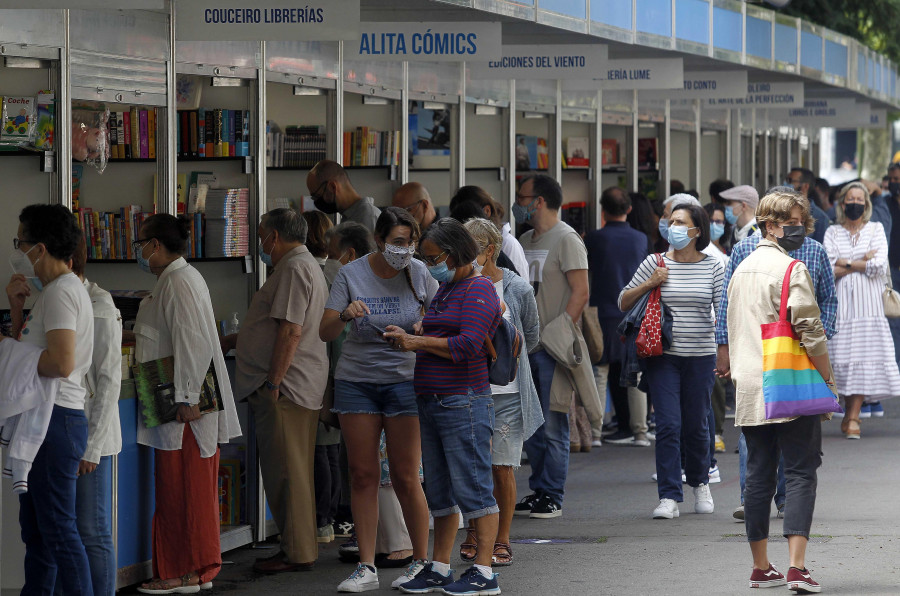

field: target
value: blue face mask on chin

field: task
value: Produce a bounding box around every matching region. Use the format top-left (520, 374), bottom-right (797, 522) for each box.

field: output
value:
top-left (259, 232), bottom-right (273, 267)
top-left (724, 205), bottom-right (739, 225)
top-left (427, 261), bottom-right (456, 284)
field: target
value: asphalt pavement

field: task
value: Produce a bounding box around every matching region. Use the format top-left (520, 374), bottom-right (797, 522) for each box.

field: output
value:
top-left (124, 405), bottom-right (900, 595)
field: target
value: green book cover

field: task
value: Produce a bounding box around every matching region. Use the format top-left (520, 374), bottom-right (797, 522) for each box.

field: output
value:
top-left (133, 356), bottom-right (223, 428)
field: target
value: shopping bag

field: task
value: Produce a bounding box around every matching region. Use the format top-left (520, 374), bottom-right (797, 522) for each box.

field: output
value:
top-left (635, 253), bottom-right (666, 359)
top-left (761, 260), bottom-right (843, 419)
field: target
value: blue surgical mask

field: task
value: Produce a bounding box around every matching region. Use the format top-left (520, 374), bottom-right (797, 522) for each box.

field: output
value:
top-left (710, 222), bottom-right (725, 241)
top-left (658, 219), bottom-right (669, 237)
top-left (667, 225), bottom-right (696, 250)
top-left (512, 200), bottom-right (535, 223)
top-left (259, 232), bottom-right (273, 267)
top-left (9, 245), bottom-right (42, 291)
top-left (136, 241), bottom-right (155, 274)
top-left (724, 205), bottom-right (739, 225)
top-left (427, 261), bottom-right (456, 283)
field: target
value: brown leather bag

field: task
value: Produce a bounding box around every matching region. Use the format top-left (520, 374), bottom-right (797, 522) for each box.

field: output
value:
top-left (581, 306), bottom-right (604, 365)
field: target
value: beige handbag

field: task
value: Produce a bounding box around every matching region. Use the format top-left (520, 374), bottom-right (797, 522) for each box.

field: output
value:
top-left (581, 306), bottom-right (604, 364)
top-left (883, 271), bottom-right (900, 318)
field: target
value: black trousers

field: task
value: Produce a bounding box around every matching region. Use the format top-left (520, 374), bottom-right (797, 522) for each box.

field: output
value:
top-left (314, 444), bottom-right (341, 528)
top-left (743, 416), bottom-right (822, 542)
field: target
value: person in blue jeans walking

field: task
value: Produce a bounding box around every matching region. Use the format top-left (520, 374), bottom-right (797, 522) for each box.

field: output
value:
top-left (619, 201), bottom-right (724, 520)
top-left (514, 174), bottom-right (591, 520)
top-left (716, 188), bottom-right (837, 521)
top-left (67, 237), bottom-right (123, 596)
top-left (385, 218), bottom-right (503, 595)
top-left (5, 204), bottom-right (96, 595)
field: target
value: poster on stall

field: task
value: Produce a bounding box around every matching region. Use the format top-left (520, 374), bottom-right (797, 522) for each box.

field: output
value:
top-left (409, 102), bottom-right (450, 157)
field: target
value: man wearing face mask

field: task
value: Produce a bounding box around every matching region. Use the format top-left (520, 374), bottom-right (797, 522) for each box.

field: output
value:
top-left (715, 187), bottom-right (837, 521)
top-left (719, 185), bottom-right (760, 252)
top-left (224, 209), bottom-right (329, 574)
top-left (308, 160), bottom-right (381, 232)
top-left (786, 168), bottom-right (830, 244)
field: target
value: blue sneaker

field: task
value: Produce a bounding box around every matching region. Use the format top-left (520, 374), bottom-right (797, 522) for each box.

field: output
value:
top-left (398, 563), bottom-right (454, 594)
top-left (860, 404), bottom-right (872, 419)
top-left (870, 401), bottom-right (885, 417)
top-left (441, 566), bottom-right (500, 595)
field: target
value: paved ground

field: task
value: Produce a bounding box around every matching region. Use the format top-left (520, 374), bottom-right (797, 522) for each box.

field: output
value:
top-left (123, 406), bottom-right (900, 595)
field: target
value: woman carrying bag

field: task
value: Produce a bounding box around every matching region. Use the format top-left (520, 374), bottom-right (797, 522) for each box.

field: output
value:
top-left (726, 189), bottom-right (839, 594)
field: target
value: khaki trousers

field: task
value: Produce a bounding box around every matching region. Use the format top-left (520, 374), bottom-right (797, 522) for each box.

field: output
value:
top-left (248, 387), bottom-right (319, 564)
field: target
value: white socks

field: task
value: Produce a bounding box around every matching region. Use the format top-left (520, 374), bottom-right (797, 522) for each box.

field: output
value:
top-left (474, 564), bottom-right (493, 579)
top-left (431, 561), bottom-right (451, 576)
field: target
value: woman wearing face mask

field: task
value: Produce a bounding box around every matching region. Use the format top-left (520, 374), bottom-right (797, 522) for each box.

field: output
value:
top-left (132, 214), bottom-right (241, 594)
top-left (619, 202), bottom-right (725, 520)
top-left (704, 203), bottom-right (730, 258)
top-left (4, 204), bottom-right (94, 595)
top-left (383, 218), bottom-right (503, 595)
top-left (460, 218), bottom-right (542, 568)
top-left (320, 207), bottom-right (438, 592)
top-left (823, 182), bottom-right (900, 439)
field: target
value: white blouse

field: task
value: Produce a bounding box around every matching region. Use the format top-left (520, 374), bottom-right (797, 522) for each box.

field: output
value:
top-left (134, 258), bottom-right (241, 456)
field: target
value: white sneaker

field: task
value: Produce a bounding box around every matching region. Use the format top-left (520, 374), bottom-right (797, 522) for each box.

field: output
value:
top-left (693, 484), bottom-right (714, 514)
top-left (652, 498), bottom-right (680, 519)
top-left (633, 434), bottom-right (651, 447)
top-left (650, 471), bottom-right (686, 483)
top-left (391, 559), bottom-right (426, 589)
top-left (338, 564), bottom-right (379, 592)
top-left (591, 439), bottom-right (603, 447)
top-left (708, 465), bottom-right (721, 484)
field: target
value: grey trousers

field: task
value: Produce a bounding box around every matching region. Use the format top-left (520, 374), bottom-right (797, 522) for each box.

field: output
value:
top-left (742, 415), bottom-right (822, 542)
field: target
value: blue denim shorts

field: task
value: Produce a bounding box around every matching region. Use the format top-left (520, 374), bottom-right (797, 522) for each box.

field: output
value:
top-left (333, 379), bottom-right (418, 417)
top-left (491, 392), bottom-right (524, 467)
top-left (417, 390), bottom-right (499, 522)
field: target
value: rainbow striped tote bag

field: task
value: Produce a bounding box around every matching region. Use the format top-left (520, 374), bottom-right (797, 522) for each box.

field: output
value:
top-left (762, 260), bottom-right (843, 420)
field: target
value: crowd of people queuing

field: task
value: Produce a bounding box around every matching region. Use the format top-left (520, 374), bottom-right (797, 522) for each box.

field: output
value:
top-left (3, 156), bottom-right (900, 595)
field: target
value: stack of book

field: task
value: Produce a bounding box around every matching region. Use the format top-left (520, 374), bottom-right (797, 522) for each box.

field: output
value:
top-left (75, 205), bottom-right (148, 260)
top-left (342, 127), bottom-right (400, 167)
top-left (203, 188), bottom-right (249, 258)
top-left (177, 108), bottom-right (250, 158)
top-left (266, 123), bottom-right (326, 168)
top-left (108, 109), bottom-right (157, 160)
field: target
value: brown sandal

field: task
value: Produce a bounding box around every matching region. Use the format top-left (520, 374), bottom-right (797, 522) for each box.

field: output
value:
top-left (845, 418), bottom-right (861, 440)
top-left (491, 542), bottom-right (513, 567)
top-left (459, 528), bottom-right (477, 562)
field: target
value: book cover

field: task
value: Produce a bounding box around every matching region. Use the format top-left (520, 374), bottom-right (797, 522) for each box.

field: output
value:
top-left (637, 138), bottom-right (657, 169)
top-left (240, 110), bottom-right (250, 157)
top-left (189, 110), bottom-right (199, 158)
top-left (228, 109), bottom-right (235, 157)
top-left (601, 139), bottom-right (619, 166)
top-left (205, 110), bottom-right (214, 158)
top-left (116, 112), bottom-right (125, 159)
top-left (514, 134), bottom-right (537, 170)
top-left (72, 165), bottom-right (83, 210)
top-left (129, 107), bottom-right (139, 160)
top-left (176, 173), bottom-right (187, 215)
top-left (198, 108), bottom-right (206, 157)
top-left (179, 111), bottom-right (189, 159)
top-left (139, 110), bottom-right (149, 159)
top-left (1, 96), bottom-right (35, 144)
top-left (148, 109), bottom-right (156, 160)
top-left (34, 92), bottom-right (54, 152)
top-left (213, 109), bottom-right (223, 157)
top-left (132, 356), bottom-right (223, 429)
top-left (108, 112), bottom-right (118, 159)
top-left (537, 137), bottom-right (549, 169)
top-left (566, 137), bottom-right (590, 167)
top-left (123, 110), bottom-right (132, 159)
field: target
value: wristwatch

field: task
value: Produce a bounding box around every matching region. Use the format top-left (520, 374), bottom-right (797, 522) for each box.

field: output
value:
top-left (264, 379), bottom-right (279, 391)
top-left (338, 309), bottom-right (350, 322)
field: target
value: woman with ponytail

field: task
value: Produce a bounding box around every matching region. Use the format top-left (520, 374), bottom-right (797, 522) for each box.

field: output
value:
top-left (320, 206), bottom-right (438, 592)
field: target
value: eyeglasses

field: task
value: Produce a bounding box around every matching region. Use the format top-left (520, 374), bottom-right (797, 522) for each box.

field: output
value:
top-left (12, 238), bottom-right (37, 250)
top-left (402, 200), bottom-right (423, 214)
top-left (418, 250), bottom-right (447, 267)
top-left (131, 239), bottom-right (152, 252)
top-left (309, 180), bottom-right (328, 201)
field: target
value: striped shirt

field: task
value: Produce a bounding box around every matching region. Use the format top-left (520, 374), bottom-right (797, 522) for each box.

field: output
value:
top-left (716, 232), bottom-right (837, 344)
top-left (414, 275), bottom-right (502, 395)
top-left (824, 222), bottom-right (889, 321)
top-left (621, 253), bottom-right (724, 356)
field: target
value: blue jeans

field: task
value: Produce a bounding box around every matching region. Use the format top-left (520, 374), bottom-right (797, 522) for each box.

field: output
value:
top-left (523, 350), bottom-right (570, 505)
top-left (333, 380), bottom-right (419, 417)
top-left (645, 354), bottom-right (714, 501)
top-left (739, 432), bottom-right (786, 508)
top-left (417, 390), bottom-right (498, 522)
top-left (20, 405), bottom-right (94, 596)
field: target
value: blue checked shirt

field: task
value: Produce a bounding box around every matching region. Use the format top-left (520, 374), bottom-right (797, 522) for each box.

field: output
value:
top-left (715, 231), bottom-right (837, 344)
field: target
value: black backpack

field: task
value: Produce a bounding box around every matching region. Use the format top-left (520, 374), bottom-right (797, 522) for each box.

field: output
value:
top-left (485, 316), bottom-right (522, 385)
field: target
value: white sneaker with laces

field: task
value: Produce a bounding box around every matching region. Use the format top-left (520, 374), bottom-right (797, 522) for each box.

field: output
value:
top-left (591, 438), bottom-right (603, 448)
top-left (652, 498), bottom-right (680, 519)
top-left (338, 564), bottom-right (379, 593)
top-left (694, 483), bottom-right (714, 514)
top-left (391, 560), bottom-right (426, 589)
top-left (708, 465), bottom-right (721, 484)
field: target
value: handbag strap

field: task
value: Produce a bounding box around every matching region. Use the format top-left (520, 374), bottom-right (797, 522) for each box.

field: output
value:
top-left (778, 260), bottom-right (801, 322)
top-left (656, 253), bottom-right (666, 268)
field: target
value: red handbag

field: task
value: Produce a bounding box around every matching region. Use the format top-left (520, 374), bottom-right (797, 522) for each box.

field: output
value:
top-left (635, 253), bottom-right (666, 358)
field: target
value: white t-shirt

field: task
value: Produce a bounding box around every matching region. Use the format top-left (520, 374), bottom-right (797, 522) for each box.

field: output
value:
top-left (489, 279), bottom-right (518, 395)
top-left (20, 272), bottom-right (93, 410)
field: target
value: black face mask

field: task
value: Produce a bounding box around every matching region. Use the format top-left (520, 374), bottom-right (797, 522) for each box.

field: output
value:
top-left (889, 181), bottom-right (900, 197)
top-left (844, 203), bottom-right (865, 221)
top-left (776, 225), bottom-right (805, 252)
top-left (313, 195), bottom-right (338, 214)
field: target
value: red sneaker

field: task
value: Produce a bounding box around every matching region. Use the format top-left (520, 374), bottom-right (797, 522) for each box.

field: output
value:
top-left (749, 564), bottom-right (786, 588)
top-left (787, 567), bottom-right (821, 594)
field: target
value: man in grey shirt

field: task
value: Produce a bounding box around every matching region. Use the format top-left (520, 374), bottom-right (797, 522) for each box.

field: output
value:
top-left (308, 159), bottom-right (381, 231)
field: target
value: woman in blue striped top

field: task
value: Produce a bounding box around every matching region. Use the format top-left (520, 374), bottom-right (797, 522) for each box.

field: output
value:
top-left (385, 218), bottom-right (503, 595)
top-left (619, 201), bottom-right (725, 521)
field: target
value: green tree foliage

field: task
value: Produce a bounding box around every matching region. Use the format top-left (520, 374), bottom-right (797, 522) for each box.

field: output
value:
top-left (780, 0), bottom-right (900, 64)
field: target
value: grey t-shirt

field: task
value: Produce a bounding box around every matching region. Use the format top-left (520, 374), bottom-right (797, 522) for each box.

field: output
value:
top-left (326, 255), bottom-right (438, 383)
top-left (341, 196), bottom-right (381, 232)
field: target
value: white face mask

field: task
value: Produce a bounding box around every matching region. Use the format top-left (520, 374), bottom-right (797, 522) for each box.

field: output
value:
top-left (382, 244), bottom-right (415, 271)
top-left (473, 258), bottom-right (484, 275)
top-left (9, 245), bottom-right (43, 291)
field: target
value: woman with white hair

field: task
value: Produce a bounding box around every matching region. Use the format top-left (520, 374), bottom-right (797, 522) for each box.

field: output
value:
top-left (824, 181), bottom-right (900, 439)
